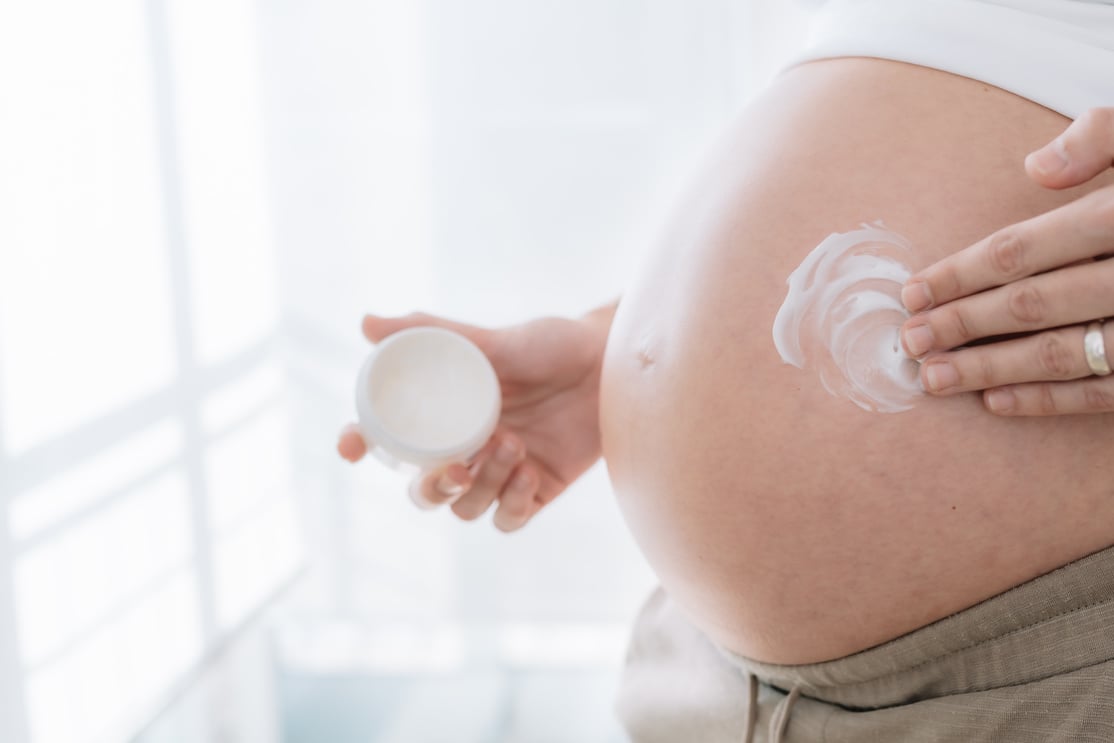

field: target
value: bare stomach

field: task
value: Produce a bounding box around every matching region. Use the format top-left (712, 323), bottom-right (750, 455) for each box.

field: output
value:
top-left (599, 58), bottom-right (1114, 665)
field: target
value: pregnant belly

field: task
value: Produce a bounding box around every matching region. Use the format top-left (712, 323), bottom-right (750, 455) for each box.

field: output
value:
top-left (599, 58), bottom-right (1114, 664)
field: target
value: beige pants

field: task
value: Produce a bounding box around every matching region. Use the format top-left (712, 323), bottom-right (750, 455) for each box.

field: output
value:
top-left (614, 545), bottom-right (1114, 742)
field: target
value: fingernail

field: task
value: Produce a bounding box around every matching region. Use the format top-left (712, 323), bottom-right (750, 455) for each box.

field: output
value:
top-left (436, 473), bottom-right (466, 498)
top-left (901, 281), bottom-right (933, 313)
top-left (986, 389), bottom-right (1015, 413)
top-left (924, 361), bottom-right (959, 392)
top-left (1028, 140), bottom-right (1068, 176)
top-left (496, 438), bottom-right (520, 464)
top-left (903, 324), bottom-right (935, 357)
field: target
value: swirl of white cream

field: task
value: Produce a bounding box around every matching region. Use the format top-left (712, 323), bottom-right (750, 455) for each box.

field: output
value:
top-left (772, 223), bottom-right (924, 413)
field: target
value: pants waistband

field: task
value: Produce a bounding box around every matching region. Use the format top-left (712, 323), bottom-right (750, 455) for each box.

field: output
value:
top-left (714, 544), bottom-right (1114, 710)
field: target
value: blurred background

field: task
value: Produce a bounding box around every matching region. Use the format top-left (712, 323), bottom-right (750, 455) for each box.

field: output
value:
top-left (0, 1), bottom-right (811, 741)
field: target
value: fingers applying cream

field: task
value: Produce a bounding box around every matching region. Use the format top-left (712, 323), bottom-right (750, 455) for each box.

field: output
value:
top-left (773, 222), bottom-right (923, 413)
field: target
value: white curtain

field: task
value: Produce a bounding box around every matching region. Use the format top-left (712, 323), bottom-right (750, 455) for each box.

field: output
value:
top-left (0, 1), bottom-right (812, 742)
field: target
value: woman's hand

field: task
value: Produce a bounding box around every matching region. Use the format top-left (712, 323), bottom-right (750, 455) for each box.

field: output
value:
top-left (337, 308), bottom-right (613, 531)
top-left (899, 107), bottom-right (1114, 416)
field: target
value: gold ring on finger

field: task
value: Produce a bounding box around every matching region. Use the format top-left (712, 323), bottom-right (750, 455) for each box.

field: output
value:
top-left (1084, 320), bottom-right (1112, 377)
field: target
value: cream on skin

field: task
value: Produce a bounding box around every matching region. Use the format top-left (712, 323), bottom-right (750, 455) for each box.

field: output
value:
top-left (772, 223), bottom-right (923, 413)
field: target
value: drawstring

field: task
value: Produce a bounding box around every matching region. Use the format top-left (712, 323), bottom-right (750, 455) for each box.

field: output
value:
top-left (770, 685), bottom-right (801, 743)
top-left (743, 673), bottom-right (759, 743)
top-left (742, 673), bottom-right (802, 743)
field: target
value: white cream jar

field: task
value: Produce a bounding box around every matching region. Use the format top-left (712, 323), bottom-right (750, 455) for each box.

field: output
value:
top-left (354, 327), bottom-right (501, 470)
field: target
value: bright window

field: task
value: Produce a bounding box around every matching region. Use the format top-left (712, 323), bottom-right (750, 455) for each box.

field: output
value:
top-left (0, 2), bottom-right (301, 742)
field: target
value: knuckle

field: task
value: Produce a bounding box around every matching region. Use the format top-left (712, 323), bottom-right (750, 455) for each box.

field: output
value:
top-left (469, 466), bottom-right (499, 490)
top-left (973, 351), bottom-right (996, 388)
top-left (1083, 381), bottom-right (1114, 412)
top-left (986, 230), bottom-right (1027, 279)
top-left (1036, 333), bottom-right (1076, 378)
top-left (935, 263), bottom-right (966, 302)
top-left (475, 452), bottom-right (518, 483)
top-left (477, 464), bottom-right (509, 485)
top-left (948, 306), bottom-right (976, 343)
top-left (1007, 284), bottom-right (1046, 325)
top-left (1036, 382), bottom-right (1060, 415)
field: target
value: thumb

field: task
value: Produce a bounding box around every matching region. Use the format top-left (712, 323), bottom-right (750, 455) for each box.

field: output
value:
top-left (1025, 107), bottom-right (1114, 189)
top-left (362, 311), bottom-right (497, 354)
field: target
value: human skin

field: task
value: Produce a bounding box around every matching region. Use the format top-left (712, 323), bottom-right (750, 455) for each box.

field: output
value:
top-left (899, 108), bottom-right (1114, 415)
top-left (340, 58), bottom-right (1114, 665)
top-left (598, 57), bottom-right (1114, 664)
top-left (338, 308), bottom-right (614, 532)
top-left (338, 114), bottom-right (1114, 504)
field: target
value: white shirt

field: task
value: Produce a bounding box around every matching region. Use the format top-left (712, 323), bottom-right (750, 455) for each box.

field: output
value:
top-left (789, 0), bottom-right (1114, 117)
